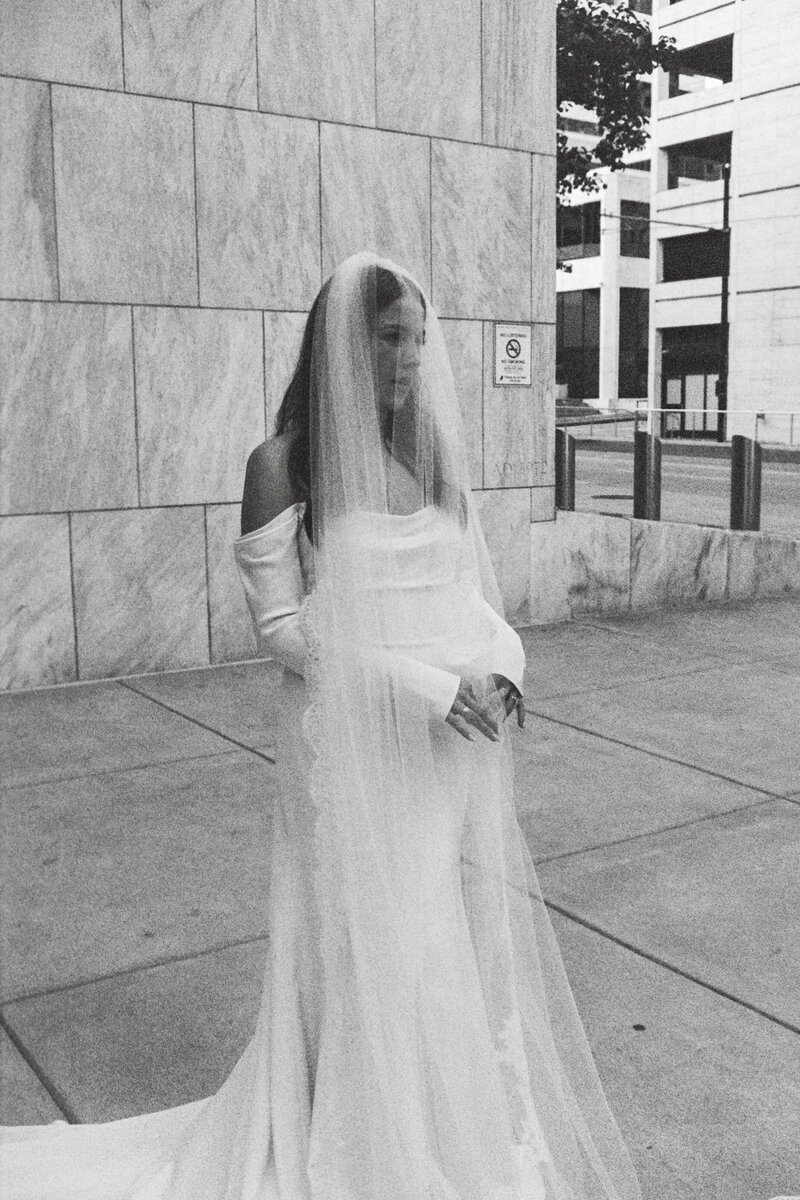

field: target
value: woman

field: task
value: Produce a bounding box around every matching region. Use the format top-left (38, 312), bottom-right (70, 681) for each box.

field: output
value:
top-left (0, 252), bottom-right (641, 1199)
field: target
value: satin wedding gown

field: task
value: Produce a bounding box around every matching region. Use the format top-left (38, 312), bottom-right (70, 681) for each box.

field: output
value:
top-left (0, 498), bottom-right (537, 1200)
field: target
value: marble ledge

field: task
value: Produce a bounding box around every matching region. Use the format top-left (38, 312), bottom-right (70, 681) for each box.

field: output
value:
top-left (630, 518), bottom-right (728, 610)
top-left (727, 530), bottom-right (800, 602)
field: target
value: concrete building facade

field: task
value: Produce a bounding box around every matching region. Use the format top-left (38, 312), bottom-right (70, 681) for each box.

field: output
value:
top-left (557, 161), bottom-right (652, 409)
top-left (650, 0), bottom-right (800, 444)
top-left (555, 0), bottom-right (654, 412)
top-left (0, 0), bottom-right (556, 690)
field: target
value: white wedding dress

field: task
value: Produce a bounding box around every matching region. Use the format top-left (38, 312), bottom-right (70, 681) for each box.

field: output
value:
top-left (0, 500), bottom-right (537, 1200)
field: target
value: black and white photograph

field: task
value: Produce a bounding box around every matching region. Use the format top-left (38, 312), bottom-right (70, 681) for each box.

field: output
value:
top-left (0, 1), bottom-right (798, 1198)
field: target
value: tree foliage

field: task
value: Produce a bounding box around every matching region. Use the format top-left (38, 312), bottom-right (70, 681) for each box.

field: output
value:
top-left (557, 0), bottom-right (679, 200)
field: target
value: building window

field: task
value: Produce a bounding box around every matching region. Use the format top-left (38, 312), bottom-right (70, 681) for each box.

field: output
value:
top-left (557, 115), bottom-right (600, 136)
top-left (666, 132), bottom-right (731, 189)
top-left (556, 201), bottom-right (601, 260)
top-left (619, 288), bottom-right (649, 399)
top-left (556, 289), bottom-right (600, 400)
top-left (620, 200), bottom-right (650, 258)
top-left (636, 79), bottom-right (652, 118)
top-left (668, 35), bottom-right (733, 98)
top-left (660, 230), bottom-right (729, 283)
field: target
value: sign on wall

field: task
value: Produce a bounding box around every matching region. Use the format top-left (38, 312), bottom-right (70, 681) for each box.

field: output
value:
top-left (493, 323), bottom-right (532, 387)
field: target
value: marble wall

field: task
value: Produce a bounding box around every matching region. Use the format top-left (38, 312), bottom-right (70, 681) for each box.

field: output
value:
top-left (527, 512), bottom-right (800, 626)
top-left (0, 0), bottom-right (556, 689)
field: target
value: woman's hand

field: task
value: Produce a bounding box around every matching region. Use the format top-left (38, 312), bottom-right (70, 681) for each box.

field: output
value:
top-left (491, 673), bottom-right (525, 729)
top-left (445, 678), bottom-right (502, 742)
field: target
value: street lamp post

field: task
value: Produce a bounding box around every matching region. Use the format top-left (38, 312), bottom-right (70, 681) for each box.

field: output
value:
top-left (716, 160), bottom-right (731, 443)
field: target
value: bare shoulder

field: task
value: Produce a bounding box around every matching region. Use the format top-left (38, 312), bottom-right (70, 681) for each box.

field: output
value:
top-left (240, 433), bottom-right (301, 535)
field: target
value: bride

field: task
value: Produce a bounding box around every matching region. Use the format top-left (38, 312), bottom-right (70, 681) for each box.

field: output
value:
top-left (1, 252), bottom-right (644, 1199)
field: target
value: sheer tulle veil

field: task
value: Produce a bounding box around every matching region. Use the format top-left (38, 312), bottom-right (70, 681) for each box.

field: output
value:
top-left (295, 251), bottom-right (642, 1199)
top-left (0, 251), bottom-right (646, 1200)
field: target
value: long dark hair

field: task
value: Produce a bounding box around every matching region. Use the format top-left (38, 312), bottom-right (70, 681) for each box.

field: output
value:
top-left (274, 264), bottom-right (466, 544)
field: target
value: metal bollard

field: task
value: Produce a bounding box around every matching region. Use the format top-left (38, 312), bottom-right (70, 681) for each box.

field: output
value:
top-left (554, 428), bottom-right (576, 511)
top-left (730, 435), bottom-right (762, 531)
top-left (633, 431), bottom-right (662, 521)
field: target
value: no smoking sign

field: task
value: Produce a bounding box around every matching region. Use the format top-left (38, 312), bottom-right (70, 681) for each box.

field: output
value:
top-left (493, 323), bottom-right (532, 387)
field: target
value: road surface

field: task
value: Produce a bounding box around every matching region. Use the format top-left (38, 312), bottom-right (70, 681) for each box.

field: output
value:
top-left (574, 449), bottom-right (800, 539)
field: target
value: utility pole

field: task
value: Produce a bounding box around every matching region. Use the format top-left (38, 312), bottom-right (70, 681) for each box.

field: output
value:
top-left (716, 161), bottom-right (731, 443)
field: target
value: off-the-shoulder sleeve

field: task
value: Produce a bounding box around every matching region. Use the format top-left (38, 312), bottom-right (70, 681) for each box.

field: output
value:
top-left (481, 600), bottom-right (526, 698)
top-left (233, 506), bottom-right (308, 677)
top-left (233, 510), bottom-right (461, 720)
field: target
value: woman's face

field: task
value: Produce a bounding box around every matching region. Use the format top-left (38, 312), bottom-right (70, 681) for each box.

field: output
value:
top-left (375, 287), bottom-right (425, 413)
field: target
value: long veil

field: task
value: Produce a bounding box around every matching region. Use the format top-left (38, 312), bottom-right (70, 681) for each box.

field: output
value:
top-left (295, 252), bottom-right (641, 1200)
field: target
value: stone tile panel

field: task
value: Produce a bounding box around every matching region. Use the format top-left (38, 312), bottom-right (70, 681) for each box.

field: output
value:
top-left (0, 78), bottom-right (58, 300)
top-left (196, 107), bottom-right (319, 310)
top-left (0, 515), bottom-right (75, 691)
top-left (532, 154), bottom-right (557, 325)
top-left (561, 511), bottom-right (631, 616)
top-left (0, 0), bottom-right (123, 89)
top-left (256, 0), bottom-right (375, 125)
top-left (263, 311), bottom-right (309, 433)
top-left (123, 0), bottom-right (257, 107)
top-left (0, 301), bottom-right (136, 514)
top-left (727, 529), bottom-right (800, 602)
top-left (482, 0), bottom-right (555, 154)
top-left (475, 488), bottom-right (531, 625)
top-left (134, 307), bottom-right (264, 506)
top-left (530, 486), bottom-right (554, 524)
top-left (431, 140), bottom-right (531, 320)
top-left (320, 125), bottom-right (430, 294)
top-left (52, 87), bottom-right (196, 304)
top-left (529, 518), bottom-right (570, 624)
top-left (630, 518), bottom-right (728, 609)
top-left (375, 0), bottom-right (481, 142)
top-left (440, 320), bottom-right (483, 491)
top-left (71, 507), bottom-right (208, 678)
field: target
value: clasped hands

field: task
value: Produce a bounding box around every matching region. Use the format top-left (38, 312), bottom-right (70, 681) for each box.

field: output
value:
top-left (445, 673), bottom-right (525, 741)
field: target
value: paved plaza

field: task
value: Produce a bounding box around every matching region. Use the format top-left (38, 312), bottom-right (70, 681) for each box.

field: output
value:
top-left (1, 595), bottom-right (799, 1198)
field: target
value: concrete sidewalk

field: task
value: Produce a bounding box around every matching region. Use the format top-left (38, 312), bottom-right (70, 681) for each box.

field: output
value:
top-left (1, 595), bottom-right (799, 1198)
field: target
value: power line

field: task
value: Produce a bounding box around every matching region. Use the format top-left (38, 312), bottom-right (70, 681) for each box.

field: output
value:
top-left (598, 209), bottom-right (800, 232)
top-left (601, 210), bottom-right (715, 231)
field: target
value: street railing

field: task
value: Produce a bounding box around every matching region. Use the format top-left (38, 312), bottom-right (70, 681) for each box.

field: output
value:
top-left (558, 405), bottom-right (798, 447)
